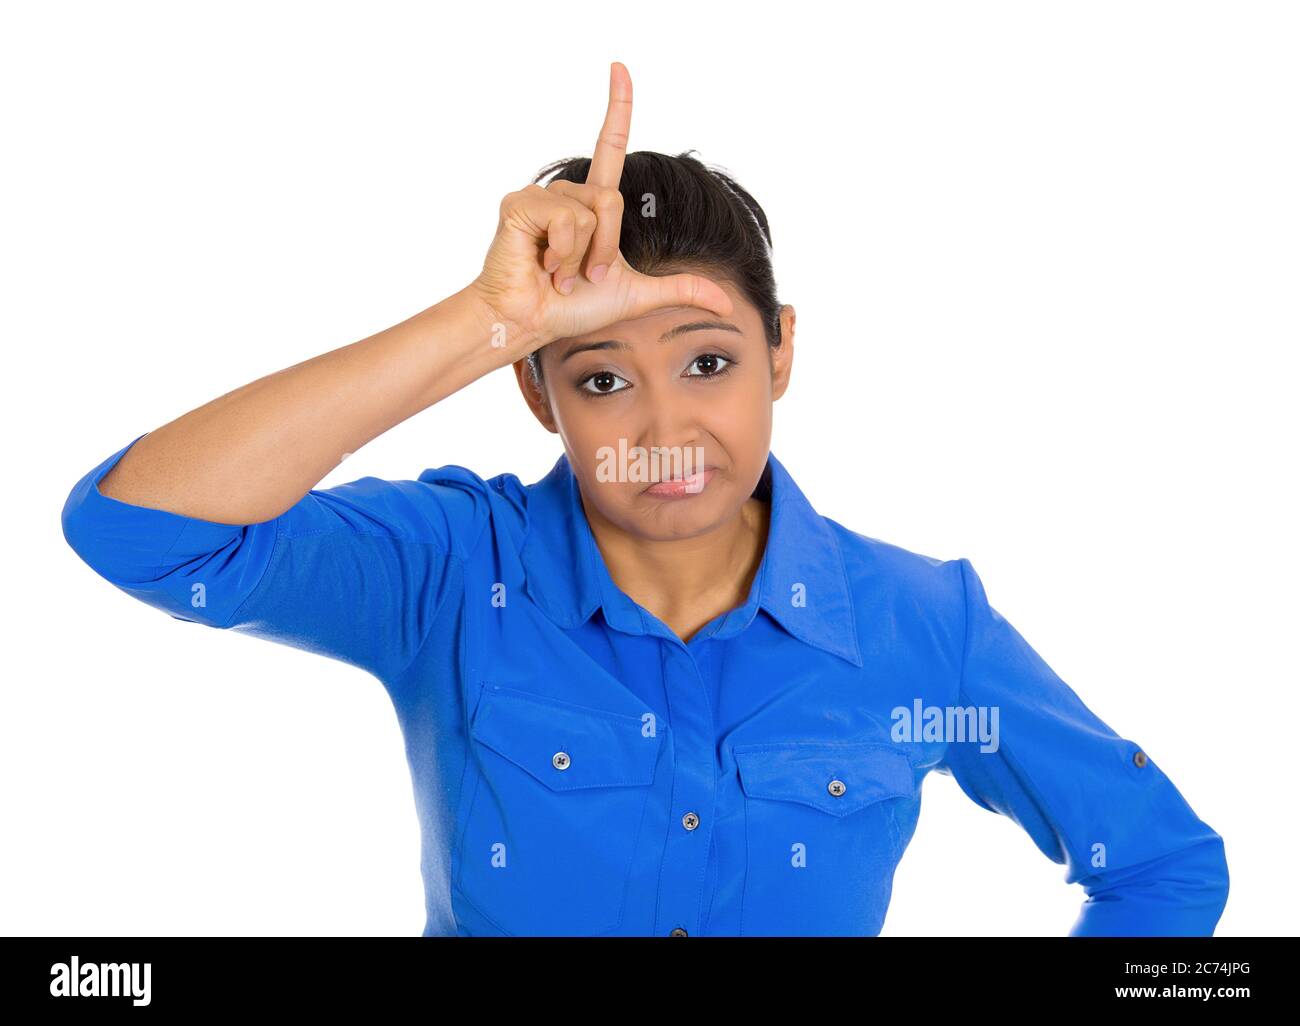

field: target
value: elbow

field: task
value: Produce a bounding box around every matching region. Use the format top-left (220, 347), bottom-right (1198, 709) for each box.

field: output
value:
top-left (1204, 833), bottom-right (1230, 925)
top-left (1182, 832), bottom-right (1230, 934)
top-left (61, 474), bottom-right (104, 571)
top-left (1071, 834), bottom-right (1230, 937)
top-left (1184, 830), bottom-right (1231, 928)
top-left (61, 469), bottom-right (133, 581)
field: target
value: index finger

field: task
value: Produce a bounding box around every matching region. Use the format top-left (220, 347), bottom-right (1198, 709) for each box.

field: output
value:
top-left (585, 62), bottom-right (632, 191)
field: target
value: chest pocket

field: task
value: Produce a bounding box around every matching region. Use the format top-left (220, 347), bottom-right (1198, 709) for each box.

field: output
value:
top-left (454, 683), bottom-right (663, 935)
top-left (734, 740), bottom-right (917, 936)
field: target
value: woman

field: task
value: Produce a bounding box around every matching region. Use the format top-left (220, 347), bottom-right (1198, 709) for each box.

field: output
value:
top-left (61, 63), bottom-right (1229, 937)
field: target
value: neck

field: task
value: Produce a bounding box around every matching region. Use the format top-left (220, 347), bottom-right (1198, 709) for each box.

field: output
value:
top-left (581, 493), bottom-right (771, 643)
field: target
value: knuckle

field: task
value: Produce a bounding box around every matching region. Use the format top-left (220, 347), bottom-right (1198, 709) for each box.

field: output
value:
top-left (599, 128), bottom-right (629, 150)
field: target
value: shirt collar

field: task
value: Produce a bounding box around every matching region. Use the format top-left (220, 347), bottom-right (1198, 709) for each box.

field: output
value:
top-left (519, 450), bottom-right (863, 667)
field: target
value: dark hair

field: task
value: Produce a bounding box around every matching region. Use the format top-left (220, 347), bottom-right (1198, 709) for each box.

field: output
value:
top-left (525, 149), bottom-right (781, 388)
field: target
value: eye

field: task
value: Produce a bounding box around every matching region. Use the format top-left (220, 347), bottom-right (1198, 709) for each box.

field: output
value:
top-left (684, 353), bottom-right (734, 378)
top-left (578, 369), bottom-right (632, 397)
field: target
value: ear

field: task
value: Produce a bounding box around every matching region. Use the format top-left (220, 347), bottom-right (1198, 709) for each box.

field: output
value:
top-left (770, 303), bottom-right (795, 402)
top-left (511, 356), bottom-right (559, 434)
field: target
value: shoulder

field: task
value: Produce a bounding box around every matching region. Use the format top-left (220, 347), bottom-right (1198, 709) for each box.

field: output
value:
top-left (822, 515), bottom-right (969, 638)
top-left (411, 461), bottom-right (533, 557)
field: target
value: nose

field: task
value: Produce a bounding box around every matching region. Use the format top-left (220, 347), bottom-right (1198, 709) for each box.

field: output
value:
top-left (633, 395), bottom-right (702, 471)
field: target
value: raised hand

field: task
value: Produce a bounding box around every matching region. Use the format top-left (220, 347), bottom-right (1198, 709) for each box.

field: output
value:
top-left (470, 62), bottom-right (734, 357)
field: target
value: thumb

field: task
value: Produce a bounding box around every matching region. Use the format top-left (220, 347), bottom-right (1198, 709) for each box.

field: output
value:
top-left (623, 269), bottom-right (734, 322)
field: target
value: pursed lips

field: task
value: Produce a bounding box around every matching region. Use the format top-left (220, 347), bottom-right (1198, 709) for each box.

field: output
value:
top-left (640, 465), bottom-right (717, 493)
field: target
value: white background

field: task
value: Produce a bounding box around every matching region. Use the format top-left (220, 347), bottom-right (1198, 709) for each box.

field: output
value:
top-left (2, 1), bottom-right (1295, 936)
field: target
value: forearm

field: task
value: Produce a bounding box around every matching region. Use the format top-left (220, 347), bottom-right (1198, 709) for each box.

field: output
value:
top-left (97, 284), bottom-right (510, 524)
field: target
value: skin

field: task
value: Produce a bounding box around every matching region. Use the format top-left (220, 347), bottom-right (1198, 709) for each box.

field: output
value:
top-left (94, 60), bottom-right (787, 643)
top-left (515, 279), bottom-right (794, 643)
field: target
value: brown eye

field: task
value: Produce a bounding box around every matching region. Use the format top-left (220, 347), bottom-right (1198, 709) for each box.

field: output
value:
top-left (578, 369), bottom-right (631, 396)
top-left (685, 354), bottom-right (733, 377)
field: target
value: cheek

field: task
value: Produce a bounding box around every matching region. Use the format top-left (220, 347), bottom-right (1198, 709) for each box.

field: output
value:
top-left (550, 402), bottom-right (639, 492)
top-left (547, 390), bottom-right (612, 446)
top-left (706, 369), bottom-right (771, 432)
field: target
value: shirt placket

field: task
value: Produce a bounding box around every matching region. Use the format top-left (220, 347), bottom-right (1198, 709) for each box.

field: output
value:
top-left (652, 638), bottom-right (717, 937)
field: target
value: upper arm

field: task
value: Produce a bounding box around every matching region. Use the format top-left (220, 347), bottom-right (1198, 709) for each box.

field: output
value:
top-left (62, 435), bottom-right (493, 682)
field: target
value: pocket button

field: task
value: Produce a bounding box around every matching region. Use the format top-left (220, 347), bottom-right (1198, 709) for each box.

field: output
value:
top-left (459, 685), bottom-right (663, 935)
top-left (734, 741), bottom-right (918, 935)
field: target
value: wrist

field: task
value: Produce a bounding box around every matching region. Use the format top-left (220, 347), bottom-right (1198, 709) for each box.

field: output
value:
top-left (395, 287), bottom-right (535, 410)
top-left (459, 281), bottom-right (549, 360)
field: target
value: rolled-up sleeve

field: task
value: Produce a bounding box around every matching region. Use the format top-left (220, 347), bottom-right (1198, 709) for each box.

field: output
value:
top-left (935, 557), bottom-right (1229, 936)
top-left (61, 433), bottom-right (492, 684)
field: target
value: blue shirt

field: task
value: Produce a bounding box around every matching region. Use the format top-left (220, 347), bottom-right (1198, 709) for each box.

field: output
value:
top-left (61, 435), bottom-right (1229, 936)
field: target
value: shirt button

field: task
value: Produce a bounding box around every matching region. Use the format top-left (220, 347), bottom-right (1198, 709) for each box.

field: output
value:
top-left (827, 778), bottom-right (846, 797)
top-left (552, 751), bottom-right (571, 771)
top-left (1133, 751), bottom-right (1148, 768)
top-left (669, 927), bottom-right (689, 936)
top-left (681, 812), bottom-right (700, 830)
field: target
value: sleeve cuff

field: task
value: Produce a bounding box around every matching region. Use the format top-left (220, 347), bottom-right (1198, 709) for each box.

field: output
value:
top-left (62, 433), bottom-right (260, 585)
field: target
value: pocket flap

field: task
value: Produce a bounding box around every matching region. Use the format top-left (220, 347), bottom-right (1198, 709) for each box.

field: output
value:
top-left (471, 684), bottom-right (662, 791)
top-left (734, 741), bottom-right (915, 817)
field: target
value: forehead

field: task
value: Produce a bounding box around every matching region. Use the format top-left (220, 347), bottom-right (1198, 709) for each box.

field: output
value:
top-left (548, 278), bottom-right (760, 355)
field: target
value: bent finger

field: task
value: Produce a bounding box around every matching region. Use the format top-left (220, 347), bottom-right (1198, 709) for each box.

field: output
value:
top-left (545, 193), bottom-right (598, 294)
top-left (548, 180), bottom-right (624, 282)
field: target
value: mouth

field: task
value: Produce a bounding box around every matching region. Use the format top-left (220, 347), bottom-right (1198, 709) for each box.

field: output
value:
top-left (642, 466), bottom-right (717, 499)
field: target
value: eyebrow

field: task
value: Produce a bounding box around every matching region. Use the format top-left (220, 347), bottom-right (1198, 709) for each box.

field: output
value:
top-left (558, 320), bottom-right (743, 363)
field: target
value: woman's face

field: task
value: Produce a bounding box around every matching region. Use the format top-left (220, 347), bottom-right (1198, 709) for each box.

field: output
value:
top-left (514, 275), bottom-right (794, 542)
